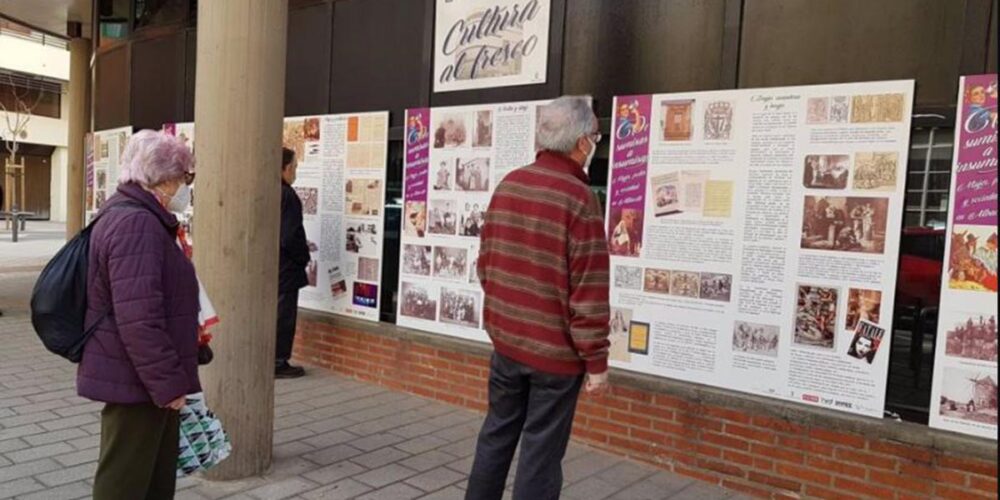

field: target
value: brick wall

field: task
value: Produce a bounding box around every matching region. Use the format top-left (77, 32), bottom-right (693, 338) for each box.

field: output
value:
top-left (295, 316), bottom-right (999, 500)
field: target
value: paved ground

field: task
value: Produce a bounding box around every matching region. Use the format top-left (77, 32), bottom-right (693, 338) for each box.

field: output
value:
top-left (0, 221), bottom-right (65, 271)
top-left (1, 265), bottom-right (742, 499)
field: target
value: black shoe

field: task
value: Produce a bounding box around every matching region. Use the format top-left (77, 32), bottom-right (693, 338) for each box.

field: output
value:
top-left (275, 363), bottom-right (306, 379)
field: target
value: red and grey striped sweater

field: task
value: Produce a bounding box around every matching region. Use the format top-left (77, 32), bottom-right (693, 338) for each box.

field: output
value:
top-left (477, 151), bottom-right (611, 375)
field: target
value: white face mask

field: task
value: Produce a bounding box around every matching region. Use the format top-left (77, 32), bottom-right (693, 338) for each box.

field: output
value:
top-left (162, 184), bottom-right (192, 213)
top-left (583, 137), bottom-right (597, 172)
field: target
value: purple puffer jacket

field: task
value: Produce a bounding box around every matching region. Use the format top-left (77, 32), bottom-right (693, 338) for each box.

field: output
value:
top-left (77, 182), bottom-right (201, 407)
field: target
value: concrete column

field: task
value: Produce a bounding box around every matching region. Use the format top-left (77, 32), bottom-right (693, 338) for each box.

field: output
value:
top-left (65, 35), bottom-right (90, 238)
top-left (193, 1), bottom-right (288, 479)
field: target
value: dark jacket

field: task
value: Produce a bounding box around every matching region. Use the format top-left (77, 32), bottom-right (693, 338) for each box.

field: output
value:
top-left (280, 181), bottom-right (310, 293)
top-left (77, 183), bottom-right (201, 407)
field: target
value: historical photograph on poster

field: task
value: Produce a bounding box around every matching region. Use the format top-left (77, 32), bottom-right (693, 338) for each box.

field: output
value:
top-left (474, 110), bottom-right (493, 148)
top-left (795, 285), bottom-right (839, 350)
top-left (609, 308), bottom-right (633, 363)
top-left (732, 321), bottom-right (779, 357)
top-left (938, 368), bottom-right (998, 425)
top-left (609, 208), bottom-right (643, 257)
top-left (346, 223), bottom-right (379, 254)
top-left (469, 250), bottom-right (480, 285)
top-left (945, 314), bottom-right (998, 362)
top-left (405, 201), bottom-right (427, 237)
top-left (403, 244), bottom-right (432, 276)
top-left (803, 155), bottom-right (850, 189)
top-left (853, 152), bottom-right (899, 191)
top-left (704, 101), bottom-right (733, 141)
top-left (615, 265), bottom-right (643, 290)
top-left (700, 273), bottom-right (733, 302)
top-left (357, 257), bottom-right (379, 282)
top-left (807, 97), bottom-right (830, 124)
top-left (345, 179), bottom-right (382, 216)
top-left (433, 246), bottom-right (469, 281)
top-left (801, 196), bottom-right (889, 253)
top-left (948, 225), bottom-right (998, 292)
top-left (652, 173), bottom-right (682, 217)
top-left (283, 119), bottom-right (307, 161)
top-left (96, 171), bottom-right (107, 190)
top-left (456, 158), bottom-right (491, 192)
top-left (434, 160), bottom-right (453, 191)
top-left (459, 202), bottom-right (486, 237)
top-left (429, 199), bottom-right (458, 235)
top-left (303, 117), bottom-right (320, 141)
top-left (830, 96), bottom-right (850, 123)
top-left (440, 288), bottom-right (481, 329)
top-left (401, 281), bottom-right (437, 321)
top-left (670, 271), bottom-right (701, 298)
top-left (851, 93), bottom-right (906, 123)
top-left (661, 99), bottom-right (694, 141)
top-left (643, 268), bottom-right (671, 295)
top-left (329, 266), bottom-right (348, 300)
top-left (433, 114), bottom-right (468, 149)
top-left (847, 320), bottom-right (886, 364)
top-left (295, 187), bottom-right (319, 216)
top-left (846, 288), bottom-right (883, 332)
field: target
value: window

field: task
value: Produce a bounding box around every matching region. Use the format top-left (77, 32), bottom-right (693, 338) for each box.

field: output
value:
top-left (905, 127), bottom-right (954, 229)
top-left (0, 80), bottom-right (61, 120)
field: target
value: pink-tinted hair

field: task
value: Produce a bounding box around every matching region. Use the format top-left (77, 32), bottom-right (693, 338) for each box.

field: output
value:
top-left (118, 129), bottom-right (194, 187)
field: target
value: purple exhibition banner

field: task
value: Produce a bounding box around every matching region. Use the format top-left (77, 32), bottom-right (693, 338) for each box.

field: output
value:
top-left (607, 95), bottom-right (652, 257)
top-left (953, 74), bottom-right (998, 226)
top-left (404, 108), bottom-right (431, 204)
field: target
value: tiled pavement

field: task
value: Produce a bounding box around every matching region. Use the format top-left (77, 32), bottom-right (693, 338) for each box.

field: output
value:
top-left (1, 269), bottom-right (744, 499)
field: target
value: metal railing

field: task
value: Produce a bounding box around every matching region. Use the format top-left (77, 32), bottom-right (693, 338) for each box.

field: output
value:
top-left (0, 22), bottom-right (69, 51)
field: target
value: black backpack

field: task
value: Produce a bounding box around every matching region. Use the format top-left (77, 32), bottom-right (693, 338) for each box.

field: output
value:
top-left (30, 202), bottom-right (140, 362)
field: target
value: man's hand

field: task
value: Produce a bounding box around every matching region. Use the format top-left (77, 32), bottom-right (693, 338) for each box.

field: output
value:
top-left (163, 396), bottom-right (186, 411)
top-left (584, 371), bottom-right (609, 396)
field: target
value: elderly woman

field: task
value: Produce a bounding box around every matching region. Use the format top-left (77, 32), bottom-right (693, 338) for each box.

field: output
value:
top-left (79, 130), bottom-right (200, 500)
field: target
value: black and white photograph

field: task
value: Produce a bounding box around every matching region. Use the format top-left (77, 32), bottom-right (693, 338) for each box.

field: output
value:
top-left (434, 160), bottom-right (453, 191)
top-left (440, 288), bottom-right (481, 329)
top-left (460, 202), bottom-right (486, 237)
top-left (474, 110), bottom-right (493, 148)
top-left (345, 223), bottom-right (379, 254)
top-left (429, 199), bottom-right (458, 235)
top-left (732, 321), bottom-right (779, 357)
top-left (615, 266), bottom-right (643, 290)
top-left (938, 368), bottom-right (998, 425)
top-left (945, 314), bottom-right (998, 362)
top-left (433, 246), bottom-right (469, 281)
top-left (830, 96), bottom-right (850, 123)
top-left (699, 273), bottom-right (733, 302)
top-left (794, 284), bottom-right (839, 350)
top-left (433, 113), bottom-right (468, 149)
top-left (801, 196), bottom-right (889, 254)
top-left (295, 187), bottom-right (319, 215)
top-left (402, 244), bottom-right (432, 276)
top-left (400, 282), bottom-right (437, 321)
top-left (456, 158), bottom-right (490, 192)
top-left (469, 251), bottom-right (480, 285)
top-left (803, 155), bottom-right (850, 189)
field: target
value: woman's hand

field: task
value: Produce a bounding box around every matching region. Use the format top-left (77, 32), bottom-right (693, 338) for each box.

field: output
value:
top-left (164, 396), bottom-right (187, 411)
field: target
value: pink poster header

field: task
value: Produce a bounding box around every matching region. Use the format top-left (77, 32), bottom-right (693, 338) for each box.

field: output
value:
top-left (953, 74), bottom-right (998, 226)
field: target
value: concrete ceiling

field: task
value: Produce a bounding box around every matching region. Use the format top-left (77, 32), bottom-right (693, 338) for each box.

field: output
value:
top-left (0, 0), bottom-right (91, 38)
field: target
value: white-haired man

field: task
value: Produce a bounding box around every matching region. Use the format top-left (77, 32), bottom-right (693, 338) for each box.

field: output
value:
top-left (468, 96), bottom-right (611, 500)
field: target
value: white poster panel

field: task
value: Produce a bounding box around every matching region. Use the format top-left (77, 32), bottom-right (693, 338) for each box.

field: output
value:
top-left (928, 74), bottom-right (998, 440)
top-left (434, 0), bottom-right (551, 93)
top-left (398, 100), bottom-right (551, 342)
top-left (605, 81), bottom-right (914, 418)
top-left (87, 126), bottom-right (133, 221)
top-left (283, 112), bottom-right (389, 322)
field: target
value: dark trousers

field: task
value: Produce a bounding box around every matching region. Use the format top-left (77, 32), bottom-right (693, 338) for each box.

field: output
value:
top-left (276, 289), bottom-right (299, 366)
top-left (93, 403), bottom-right (179, 500)
top-left (466, 353), bottom-right (584, 500)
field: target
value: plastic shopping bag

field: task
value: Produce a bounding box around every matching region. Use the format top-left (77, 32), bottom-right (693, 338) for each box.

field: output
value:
top-left (177, 393), bottom-right (232, 477)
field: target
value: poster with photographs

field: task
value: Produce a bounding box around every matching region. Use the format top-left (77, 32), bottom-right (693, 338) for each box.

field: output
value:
top-left (433, 0), bottom-right (551, 93)
top-left (399, 99), bottom-right (552, 342)
top-left (607, 80), bottom-right (913, 418)
top-left (930, 74), bottom-right (998, 440)
top-left (283, 112), bottom-right (389, 322)
top-left (86, 126), bottom-right (133, 222)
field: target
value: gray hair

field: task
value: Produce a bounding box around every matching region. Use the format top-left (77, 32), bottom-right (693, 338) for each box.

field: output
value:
top-left (535, 96), bottom-right (595, 154)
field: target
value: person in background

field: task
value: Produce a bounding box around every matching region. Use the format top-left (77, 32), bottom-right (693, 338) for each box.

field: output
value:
top-left (468, 96), bottom-right (611, 500)
top-left (277, 147), bottom-right (310, 378)
top-left (80, 130), bottom-right (200, 499)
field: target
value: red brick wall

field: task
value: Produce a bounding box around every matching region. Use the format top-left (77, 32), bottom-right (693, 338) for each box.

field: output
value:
top-left (295, 319), bottom-right (999, 500)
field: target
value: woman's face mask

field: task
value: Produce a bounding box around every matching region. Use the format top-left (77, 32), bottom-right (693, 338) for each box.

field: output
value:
top-left (158, 182), bottom-right (191, 213)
